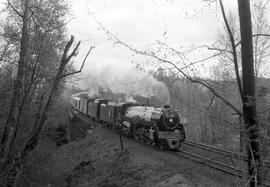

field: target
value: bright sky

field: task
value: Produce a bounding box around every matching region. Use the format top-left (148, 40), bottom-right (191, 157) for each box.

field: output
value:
top-left (67, 0), bottom-right (238, 76)
top-left (0, 0), bottom-right (238, 75)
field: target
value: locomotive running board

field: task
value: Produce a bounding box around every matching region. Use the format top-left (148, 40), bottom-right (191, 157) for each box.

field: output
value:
top-left (158, 131), bottom-right (181, 139)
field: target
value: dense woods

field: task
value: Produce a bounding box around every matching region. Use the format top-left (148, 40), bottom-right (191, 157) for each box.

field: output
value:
top-left (0, 0), bottom-right (92, 185)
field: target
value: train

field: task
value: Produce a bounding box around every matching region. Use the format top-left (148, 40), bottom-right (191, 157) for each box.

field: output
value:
top-left (70, 92), bottom-right (186, 150)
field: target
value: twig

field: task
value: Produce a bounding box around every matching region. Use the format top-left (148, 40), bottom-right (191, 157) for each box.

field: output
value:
top-left (7, 0), bottom-right (23, 18)
top-left (235, 33), bottom-right (270, 47)
top-left (95, 19), bottom-right (242, 116)
top-left (207, 94), bottom-right (215, 110)
top-left (219, 0), bottom-right (243, 102)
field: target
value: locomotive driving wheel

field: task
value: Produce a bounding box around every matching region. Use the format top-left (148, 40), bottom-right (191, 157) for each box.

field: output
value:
top-left (129, 122), bottom-right (137, 139)
top-left (144, 136), bottom-right (151, 145)
top-left (159, 144), bottom-right (164, 149)
top-left (133, 125), bottom-right (141, 141)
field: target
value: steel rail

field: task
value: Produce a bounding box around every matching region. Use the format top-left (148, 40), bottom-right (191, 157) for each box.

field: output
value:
top-left (172, 150), bottom-right (246, 177)
top-left (184, 140), bottom-right (270, 168)
top-left (171, 150), bottom-right (270, 187)
top-left (70, 109), bottom-right (270, 186)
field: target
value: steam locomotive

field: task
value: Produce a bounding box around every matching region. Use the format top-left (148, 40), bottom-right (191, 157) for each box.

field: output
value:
top-left (71, 93), bottom-right (186, 149)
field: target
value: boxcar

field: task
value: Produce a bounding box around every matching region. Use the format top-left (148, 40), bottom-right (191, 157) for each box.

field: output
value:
top-left (79, 96), bottom-right (89, 115)
top-left (87, 98), bottom-right (110, 120)
top-left (100, 101), bottom-right (117, 123)
top-left (72, 96), bottom-right (81, 111)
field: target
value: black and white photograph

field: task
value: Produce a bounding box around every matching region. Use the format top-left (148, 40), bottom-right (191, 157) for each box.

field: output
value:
top-left (0, 0), bottom-right (270, 186)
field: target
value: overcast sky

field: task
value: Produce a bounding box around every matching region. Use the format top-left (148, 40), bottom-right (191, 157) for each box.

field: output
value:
top-left (0, 0), bottom-right (238, 76)
top-left (0, 0), bottom-right (244, 88)
top-left (67, 0), bottom-right (239, 75)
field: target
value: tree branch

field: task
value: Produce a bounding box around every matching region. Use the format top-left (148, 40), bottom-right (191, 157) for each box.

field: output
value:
top-left (66, 41), bottom-right (81, 63)
top-left (207, 94), bottom-right (215, 110)
top-left (7, 0), bottom-right (23, 18)
top-left (61, 46), bottom-right (94, 78)
top-left (62, 35), bottom-right (74, 61)
top-left (157, 42), bottom-right (223, 70)
top-left (97, 22), bottom-right (242, 116)
top-left (199, 44), bottom-right (233, 54)
top-left (219, 0), bottom-right (243, 102)
top-left (235, 33), bottom-right (270, 47)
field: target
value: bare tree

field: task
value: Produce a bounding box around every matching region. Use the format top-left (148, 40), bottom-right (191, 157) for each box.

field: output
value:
top-left (0, 0), bottom-right (32, 168)
top-left (0, 0), bottom-right (94, 185)
top-left (6, 36), bottom-right (93, 187)
top-left (93, 0), bottom-right (269, 185)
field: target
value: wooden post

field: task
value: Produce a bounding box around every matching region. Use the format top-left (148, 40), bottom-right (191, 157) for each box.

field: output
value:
top-left (119, 122), bottom-right (124, 151)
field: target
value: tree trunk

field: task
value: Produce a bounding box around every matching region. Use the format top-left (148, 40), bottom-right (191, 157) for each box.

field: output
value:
top-left (6, 36), bottom-right (81, 187)
top-left (0, 0), bottom-right (31, 168)
top-left (237, 0), bottom-right (262, 186)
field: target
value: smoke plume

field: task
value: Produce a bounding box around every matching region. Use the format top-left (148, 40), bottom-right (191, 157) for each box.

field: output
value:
top-left (80, 63), bottom-right (170, 105)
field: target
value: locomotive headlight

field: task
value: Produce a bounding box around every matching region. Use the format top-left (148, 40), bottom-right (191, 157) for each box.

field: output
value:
top-left (169, 118), bottom-right (173, 123)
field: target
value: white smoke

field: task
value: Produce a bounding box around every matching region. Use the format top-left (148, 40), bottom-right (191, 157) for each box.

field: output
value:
top-left (125, 95), bottom-right (137, 103)
top-left (80, 63), bottom-right (170, 105)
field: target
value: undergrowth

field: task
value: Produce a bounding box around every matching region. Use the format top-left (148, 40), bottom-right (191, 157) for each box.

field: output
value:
top-left (66, 149), bottom-right (145, 187)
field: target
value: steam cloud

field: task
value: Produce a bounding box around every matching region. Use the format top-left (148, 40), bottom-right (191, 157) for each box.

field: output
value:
top-left (80, 63), bottom-right (170, 105)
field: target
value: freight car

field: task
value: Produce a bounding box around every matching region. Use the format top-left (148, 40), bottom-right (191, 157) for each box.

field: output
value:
top-left (71, 93), bottom-right (186, 150)
top-left (87, 98), bottom-right (110, 121)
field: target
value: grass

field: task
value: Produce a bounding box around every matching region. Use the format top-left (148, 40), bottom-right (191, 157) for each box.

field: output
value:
top-left (67, 149), bottom-right (145, 187)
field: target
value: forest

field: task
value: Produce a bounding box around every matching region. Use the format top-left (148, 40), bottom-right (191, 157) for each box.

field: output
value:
top-left (0, 0), bottom-right (269, 186)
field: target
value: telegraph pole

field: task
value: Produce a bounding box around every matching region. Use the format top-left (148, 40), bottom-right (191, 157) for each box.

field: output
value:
top-left (237, 0), bottom-right (261, 186)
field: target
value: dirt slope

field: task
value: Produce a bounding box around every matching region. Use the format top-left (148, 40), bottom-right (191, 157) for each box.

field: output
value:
top-left (26, 119), bottom-right (237, 187)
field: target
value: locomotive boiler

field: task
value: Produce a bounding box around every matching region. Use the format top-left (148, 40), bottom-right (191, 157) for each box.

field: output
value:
top-left (122, 105), bottom-right (186, 149)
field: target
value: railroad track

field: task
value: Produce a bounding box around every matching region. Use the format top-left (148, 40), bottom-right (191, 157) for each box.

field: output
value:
top-left (70, 109), bottom-right (270, 187)
top-left (182, 139), bottom-right (270, 186)
top-left (172, 149), bottom-right (246, 177)
top-left (183, 140), bottom-right (270, 168)
top-left (171, 150), bottom-right (270, 187)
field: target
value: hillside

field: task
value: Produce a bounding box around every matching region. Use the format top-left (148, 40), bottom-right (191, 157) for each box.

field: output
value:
top-left (25, 117), bottom-right (237, 187)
